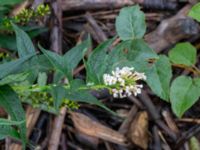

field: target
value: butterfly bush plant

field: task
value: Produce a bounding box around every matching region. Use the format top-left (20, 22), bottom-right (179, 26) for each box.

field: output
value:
top-left (0, 3), bottom-right (200, 149)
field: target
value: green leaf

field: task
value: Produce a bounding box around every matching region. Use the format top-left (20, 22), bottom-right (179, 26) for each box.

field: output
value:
top-left (2, 23), bottom-right (38, 83)
top-left (0, 54), bottom-right (34, 79)
top-left (128, 39), bottom-right (158, 61)
top-left (116, 5), bottom-right (146, 40)
top-left (12, 23), bottom-right (36, 57)
top-left (18, 55), bottom-right (52, 84)
top-left (86, 38), bottom-right (115, 84)
top-left (0, 72), bottom-right (29, 85)
top-left (86, 39), bottom-right (157, 89)
top-left (39, 45), bottom-right (71, 79)
top-left (188, 3), bottom-right (200, 22)
top-left (40, 38), bottom-right (90, 82)
top-left (64, 37), bottom-right (91, 71)
top-left (33, 54), bottom-right (53, 72)
top-left (105, 40), bottom-right (130, 73)
top-left (106, 39), bottom-right (158, 74)
top-left (0, 125), bottom-right (20, 140)
top-left (0, 118), bottom-right (25, 126)
top-left (0, 85), bottom-right (26, 146)
top-left (169, 42), bottom-right (197, 66)
top-left (170, 76), bottom-right (200, 118)
top-left (146, 55), bottom-right (172, 101)
top-left (0, 27), bottom-right (47, 51)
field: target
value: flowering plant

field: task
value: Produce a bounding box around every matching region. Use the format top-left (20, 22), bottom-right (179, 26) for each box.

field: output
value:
top-left (0, 3), bottom-right (200, 149)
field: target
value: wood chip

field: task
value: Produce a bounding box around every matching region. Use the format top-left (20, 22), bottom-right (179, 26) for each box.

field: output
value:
top-left (128, 111), bottom-right (149, 150)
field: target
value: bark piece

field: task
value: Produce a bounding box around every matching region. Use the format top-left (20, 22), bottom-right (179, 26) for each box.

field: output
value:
top-left (61, 0), bottom-right (177, 11)
top-left (70, 112), bottom-right (128, 145)
top-left (61, 0), bottom-right (136, 11)
top-left (145, 5), bottom-right (199, 53)
top-left (143, 0), bottom-right (177, 10)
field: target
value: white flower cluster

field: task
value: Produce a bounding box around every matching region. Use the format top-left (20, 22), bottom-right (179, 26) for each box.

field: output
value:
top-left (103, 67), bottom-right (146, 98)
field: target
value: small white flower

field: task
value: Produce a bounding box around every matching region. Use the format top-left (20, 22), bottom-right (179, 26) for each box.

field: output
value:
top-left (103, 74), bottom-right (117, 85)
top-left (103, 66), bottom-right (146, 98)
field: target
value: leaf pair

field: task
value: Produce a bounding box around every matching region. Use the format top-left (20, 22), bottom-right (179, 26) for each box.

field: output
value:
top-left (39, 38), bottom-right (91, 82)
top-left (147, 42), bottom-right (200, 117)
top-left (168, 42), bottom-right (200, 117)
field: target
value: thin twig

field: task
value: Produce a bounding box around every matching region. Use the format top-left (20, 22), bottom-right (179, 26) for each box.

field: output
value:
top-left (48, 108), bottom-right (67, 150)
top-left (118, 105), bottom-right (138, 134)
top-left (85, 12), bottom-right (107, 42)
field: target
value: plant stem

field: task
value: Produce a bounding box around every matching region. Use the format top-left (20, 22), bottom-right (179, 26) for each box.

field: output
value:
top-left (172, 64), bottom-right (200, 76)
top-left (14, 83), bottom-right (109, 94)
